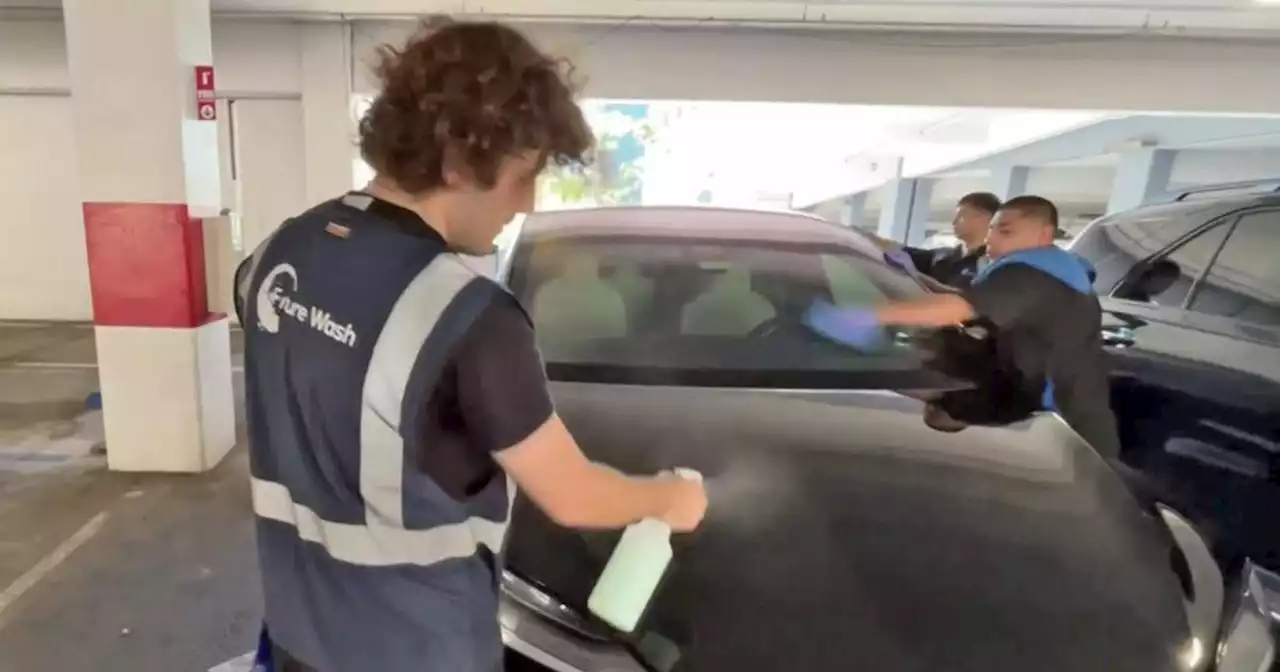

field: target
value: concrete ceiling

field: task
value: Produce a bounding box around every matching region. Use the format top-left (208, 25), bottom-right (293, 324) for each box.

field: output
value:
top-left (5, 0), bottom-right (1280, 35)
top-left (932, 114), bottom-right (1280, 175)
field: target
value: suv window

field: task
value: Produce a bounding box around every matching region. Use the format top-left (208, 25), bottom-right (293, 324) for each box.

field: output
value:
top-left (1188, 210), bottom-right (1280, 328)
top-left (1127, 222), bottom-right (1231, 308)
top-left (1069, 203), bottom-right (1213, 292)
top-left (507, 233), bottom-right (934, 386)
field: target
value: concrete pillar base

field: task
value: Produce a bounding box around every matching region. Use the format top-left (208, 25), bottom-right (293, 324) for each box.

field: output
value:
top-left (96, 317), bottom-right (236, 473)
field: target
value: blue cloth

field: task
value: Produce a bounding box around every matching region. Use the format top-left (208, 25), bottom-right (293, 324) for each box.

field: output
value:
top-left (972, 246), bottom-right (1097, 411)
top-left (883, 249), bottom-right (914, 273)
top-left (803, 300), bottom-right (884, 351)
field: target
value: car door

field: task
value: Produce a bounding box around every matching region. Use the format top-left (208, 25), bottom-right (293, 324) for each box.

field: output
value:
top-left (1170, 209), bottom-right (1280, 572)
top-left (1096, 207), bottom-right (1280, 572)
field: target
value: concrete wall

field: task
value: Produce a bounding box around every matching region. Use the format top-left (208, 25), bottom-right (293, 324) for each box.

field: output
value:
top-left (0, 19), bottom-right (324, 321)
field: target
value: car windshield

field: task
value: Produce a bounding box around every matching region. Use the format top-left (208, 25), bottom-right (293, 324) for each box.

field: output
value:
top-left (507, 230), bottom-right (942, 388)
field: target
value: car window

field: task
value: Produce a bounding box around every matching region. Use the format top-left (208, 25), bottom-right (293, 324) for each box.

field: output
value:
top-left (1068, 203), bottom-right (1213, 292)
top-left (1188, 210), bottom-right (1280, 328)
top-left (1132, 222), bottom-right (1232, 308)
top-left (494, 215), bottom-right (524, 271)
top-left (507, 233), bottom-right (934, 386)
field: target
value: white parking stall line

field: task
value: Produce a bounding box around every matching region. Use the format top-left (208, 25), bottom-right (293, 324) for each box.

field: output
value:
top-left (9, 361), bottom-right (98, 369)
top-left (6, 361), bottom-right (244, 372)
top-left (209, 651), bottom-right (255, 672)
top-left (0, 512), bottom-right (110, 632)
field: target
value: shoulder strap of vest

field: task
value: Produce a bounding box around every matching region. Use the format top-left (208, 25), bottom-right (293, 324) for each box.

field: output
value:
top-left (236, 216), bottom-right (301, 313)
top-left (237, 195), bottom-right (363, 309)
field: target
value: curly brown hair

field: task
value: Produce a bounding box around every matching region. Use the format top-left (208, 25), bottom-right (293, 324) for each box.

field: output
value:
top-left (358, 18), bottom-right (594, 195)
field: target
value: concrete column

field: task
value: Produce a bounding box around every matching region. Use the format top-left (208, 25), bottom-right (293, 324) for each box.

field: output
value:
top-left (64, 0), bottom-right (235, 472)
top-left (301, 23), bottom-right (357, 205)
top-left (842, 192), bottom-right (868, 229)
top-left (990, 165), bottom-right (1030, 201)
top-left (1107, 148), bottom-right (1176, 214)
top-left (877, 178), bottom-right (933, 245)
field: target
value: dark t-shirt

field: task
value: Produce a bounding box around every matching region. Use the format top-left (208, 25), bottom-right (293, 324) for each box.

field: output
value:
top-left (962, 263), bottom-right (1120, 458)
top-left (420, 295), bottom-right (554, 499)
top-left (905, 244), bottom-right (987, 288)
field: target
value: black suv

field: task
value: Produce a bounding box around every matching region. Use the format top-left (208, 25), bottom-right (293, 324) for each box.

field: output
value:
top-left (1068, 181), bottom-right (1280, 575)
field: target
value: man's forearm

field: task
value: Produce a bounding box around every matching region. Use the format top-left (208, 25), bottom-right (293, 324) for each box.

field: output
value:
top-left (496, 415), bottom-right (680, 530)
top-left (874, 294), bottom-right (975, 327)
top-left (554, 464), bottom-right (681, 529)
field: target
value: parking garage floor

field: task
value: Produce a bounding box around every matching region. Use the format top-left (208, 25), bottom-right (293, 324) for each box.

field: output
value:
top-left (0, 321), bottom-right (262, 671)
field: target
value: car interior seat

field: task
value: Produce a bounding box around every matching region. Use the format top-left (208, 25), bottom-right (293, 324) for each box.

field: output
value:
top-left (1115, 258), bottom-right (1182, 303)
top-left (530, 256), bottom-right (629, 344)
top-left (607, 265), bottom-right (655, 323)
top-left (822, 254), bottom-right (888, 306)
top-left (680, 266), bottom-right (776, 336)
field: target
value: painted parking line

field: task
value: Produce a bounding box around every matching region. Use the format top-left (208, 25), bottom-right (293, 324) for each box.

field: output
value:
top-left (8, 361), bottom-right (97, 369)
top-left (7, 361), bottom-right (244, 372)
top-left (0, 511), bottom-right (110, 632)
top-left (209, 651), bottom-right (254, 672)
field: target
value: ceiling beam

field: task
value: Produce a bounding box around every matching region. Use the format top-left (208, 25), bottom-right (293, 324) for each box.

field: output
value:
top-left (6, 1), bottom-right (1280, 37)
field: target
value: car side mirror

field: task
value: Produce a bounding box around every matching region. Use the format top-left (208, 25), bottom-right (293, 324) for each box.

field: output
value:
top-left (1114, 259), bottom-right (1180, 302)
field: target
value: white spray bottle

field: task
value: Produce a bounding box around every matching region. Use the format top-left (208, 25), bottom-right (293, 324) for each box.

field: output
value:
top-left (588, 468), bottom-right (703, 633)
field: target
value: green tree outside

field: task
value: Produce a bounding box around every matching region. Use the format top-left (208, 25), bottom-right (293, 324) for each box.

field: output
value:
top-left (540, 109), bottom-right (658, 208)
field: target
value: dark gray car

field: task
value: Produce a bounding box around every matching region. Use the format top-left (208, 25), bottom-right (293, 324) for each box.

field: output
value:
top-left (492, 206), bottom-right (1229, 672)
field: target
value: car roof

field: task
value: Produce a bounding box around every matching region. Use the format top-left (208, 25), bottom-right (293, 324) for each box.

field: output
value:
top-left (520, 205), bottom-right (885, 256)
top-left (1096, 192), bottom-right (1280, 229)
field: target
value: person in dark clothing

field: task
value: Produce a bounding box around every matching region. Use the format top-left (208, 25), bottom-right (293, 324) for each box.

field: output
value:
top-left (871, 191), bottom-right (1002, 288)
top-left (236, 19), bottom-right (706, 672)
top-left (805, 195), bottom-right (1121, 459)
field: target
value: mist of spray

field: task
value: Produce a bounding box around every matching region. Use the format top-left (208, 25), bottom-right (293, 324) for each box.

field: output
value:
top-left (702, 457), bottom-right (801, 534)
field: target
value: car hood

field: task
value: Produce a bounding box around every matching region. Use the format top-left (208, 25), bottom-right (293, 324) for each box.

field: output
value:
top-left (503, 382), bottom-right (1193, 672)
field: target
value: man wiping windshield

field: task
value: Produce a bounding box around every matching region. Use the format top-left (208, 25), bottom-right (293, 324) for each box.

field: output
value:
top-left (867, 192), bottom-right (1001, 288)
top-left (806, 195), bottom-right (1121, 458)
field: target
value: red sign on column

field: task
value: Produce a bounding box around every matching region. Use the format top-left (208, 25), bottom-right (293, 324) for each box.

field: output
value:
top-left (194, 65), bottom-right (216, 121)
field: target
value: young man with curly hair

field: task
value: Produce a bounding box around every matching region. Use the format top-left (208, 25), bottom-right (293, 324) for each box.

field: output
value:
top-left (234, 19), bottom-right (706, 671)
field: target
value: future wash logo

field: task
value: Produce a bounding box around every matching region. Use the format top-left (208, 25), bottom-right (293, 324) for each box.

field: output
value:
top-left (256, 263), bottom-right (358, 347)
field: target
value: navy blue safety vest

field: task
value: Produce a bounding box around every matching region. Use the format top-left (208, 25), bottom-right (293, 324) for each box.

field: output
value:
top-left (971, 245), bottom-right (1098, 410)
top-left (237, 193), bottom-right (515, 672)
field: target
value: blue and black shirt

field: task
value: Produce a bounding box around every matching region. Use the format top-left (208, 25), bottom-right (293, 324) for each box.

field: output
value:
top-left (904, 243), bottom-right (988, 288)
top-left (962, 246), bottom-right (1121, 458)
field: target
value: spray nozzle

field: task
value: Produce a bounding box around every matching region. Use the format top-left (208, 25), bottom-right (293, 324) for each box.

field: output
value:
top-left (672, 467), bottom-right (703, 483)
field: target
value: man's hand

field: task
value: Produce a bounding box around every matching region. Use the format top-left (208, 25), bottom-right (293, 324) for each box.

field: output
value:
top-left (803, 300), bottom-right (884, 351)
top-left (496, 415), bottom-right (709, 531)
top-left (655, 471), bottom-right (708, 533)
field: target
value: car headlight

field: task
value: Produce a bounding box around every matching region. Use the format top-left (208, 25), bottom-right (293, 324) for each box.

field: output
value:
top-left (1216, 561), bottom-right (1279, 671)
top-left (501, 570), bottom-right (610, 641)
